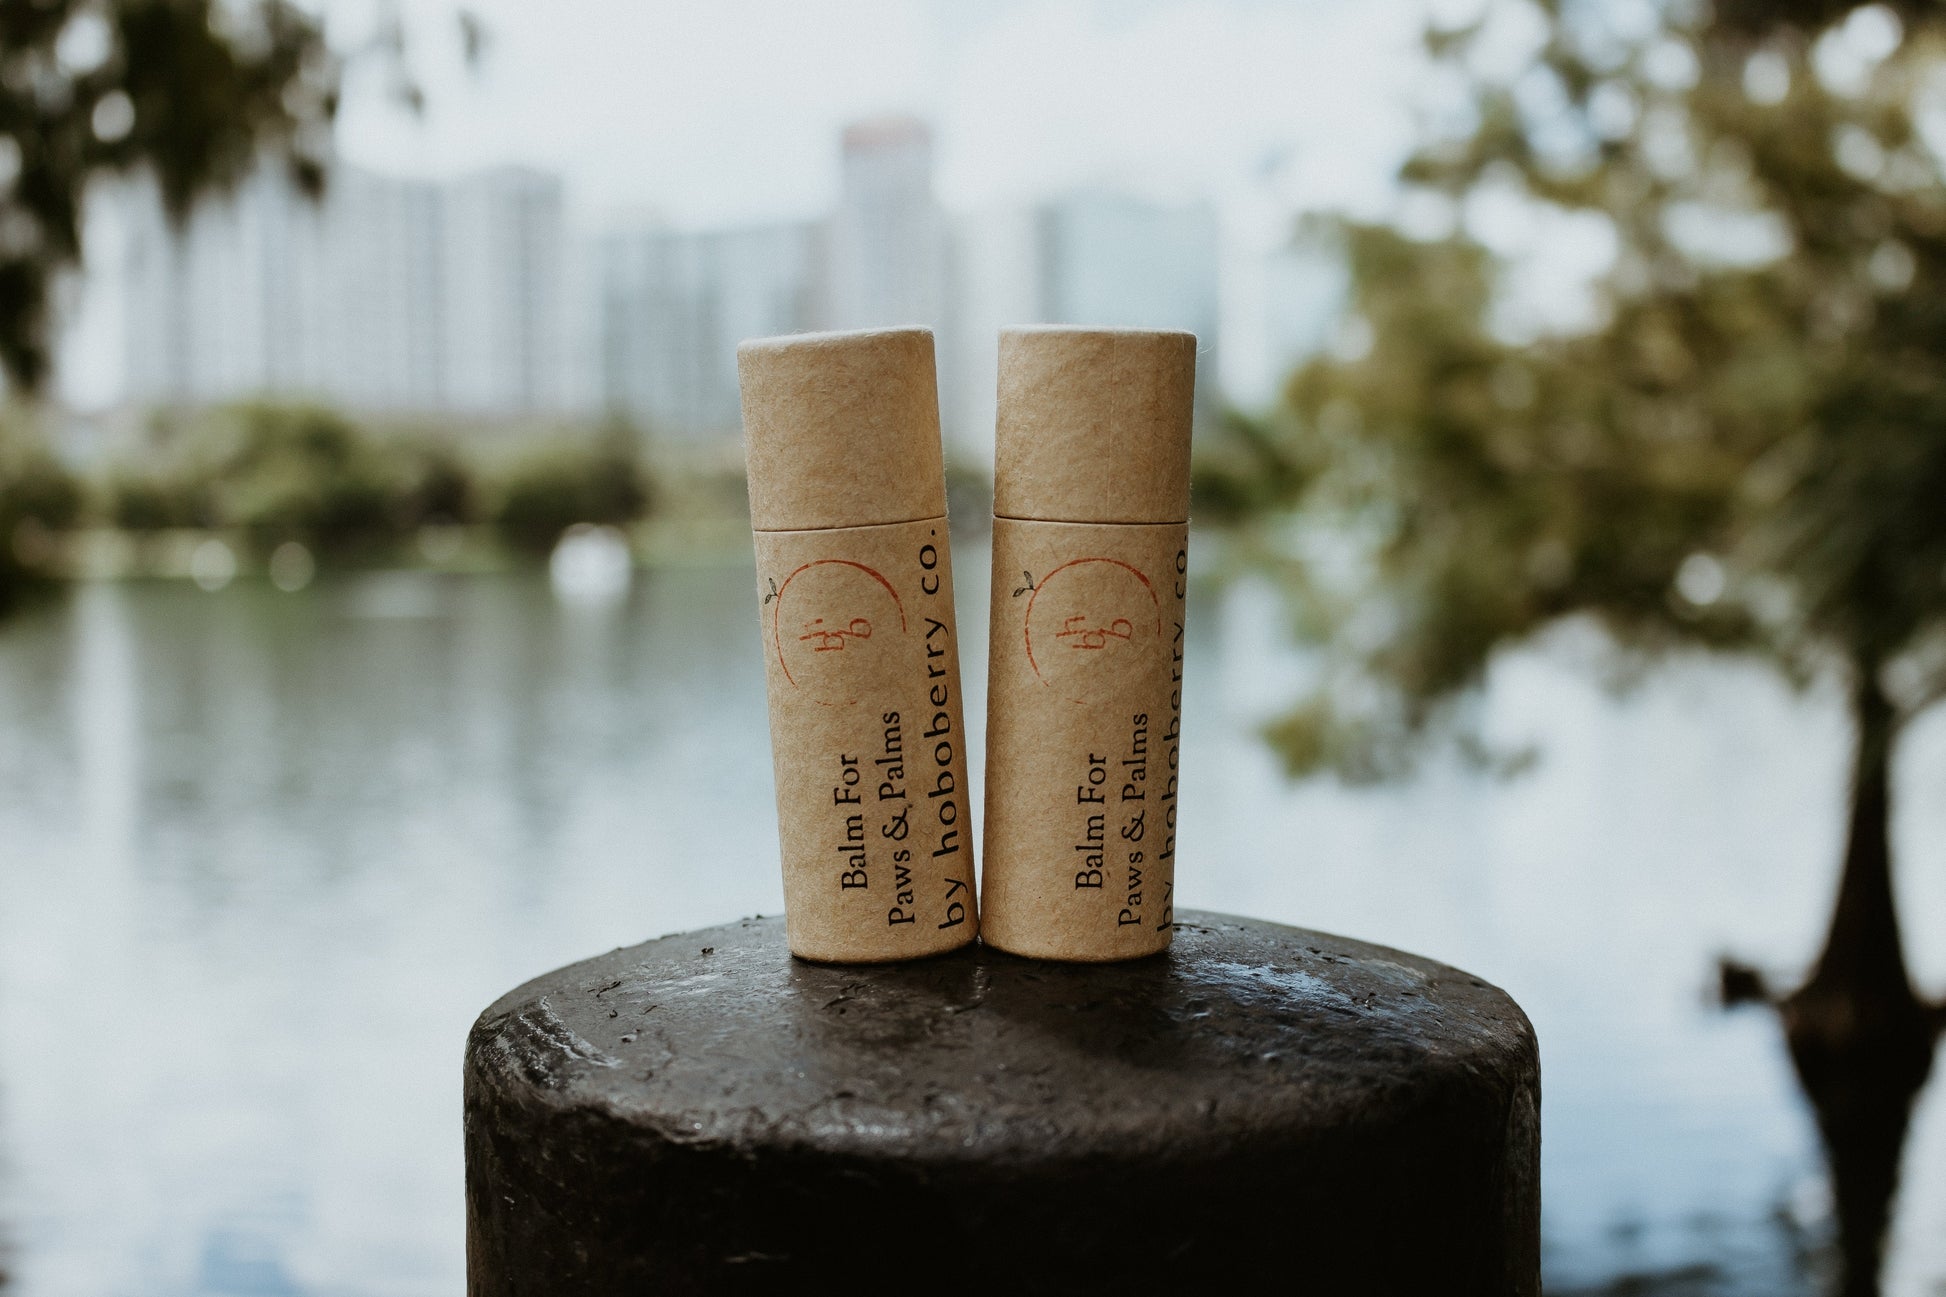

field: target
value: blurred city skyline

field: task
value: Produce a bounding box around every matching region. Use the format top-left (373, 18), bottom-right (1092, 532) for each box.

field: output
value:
top-left (50, 0), bottom-right (1448, 426)
top-left (80, 116), bottom-right (1345, 463)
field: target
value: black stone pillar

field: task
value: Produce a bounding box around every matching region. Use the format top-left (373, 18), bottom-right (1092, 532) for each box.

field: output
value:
top-left (464, 911), bottom-right (1539, 1295)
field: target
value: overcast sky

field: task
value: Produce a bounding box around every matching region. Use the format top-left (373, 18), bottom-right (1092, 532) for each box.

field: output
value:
top-left (329, 0), bottom-right (1433, 223)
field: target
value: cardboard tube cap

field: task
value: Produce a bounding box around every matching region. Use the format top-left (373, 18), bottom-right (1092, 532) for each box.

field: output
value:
top-left (739, 328), bottom-right (948, 532)
top-left (995, 326), bottom-right (1197, 525)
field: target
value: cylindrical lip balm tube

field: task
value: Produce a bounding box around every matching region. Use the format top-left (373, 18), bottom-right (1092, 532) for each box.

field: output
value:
top-left (738, 327), bottom-right (979, 963)
top-left (980, 325), bottom-right (1195, 962)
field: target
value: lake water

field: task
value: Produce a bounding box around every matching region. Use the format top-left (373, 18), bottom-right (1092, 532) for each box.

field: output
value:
top-left (0, 543), bottom-right (1941, 1295)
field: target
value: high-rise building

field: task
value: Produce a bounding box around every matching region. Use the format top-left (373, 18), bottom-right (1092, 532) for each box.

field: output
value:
top-left (941, 192), bottom-right (1224, 464)
top-left (327, 168), bottom-right (446, 412)
top-left (121, 165), bottom-right (309, 407)
top-left (1036, 190), bottom-right (1221, 411)
top-left (599, 220), bottom-right (823, 440)
top-left (826, 116), bottom-right (948, 332)
top-left (443, 167), bottom-right (567, 416)
top-left (595, 118), bottom-right (951, 448)
top-left (121, 163), bottom-right (448, 413)
top-left (941, 206), bottom-right (1040, 463)
top-left (119, 161), bottom-right (566, 418)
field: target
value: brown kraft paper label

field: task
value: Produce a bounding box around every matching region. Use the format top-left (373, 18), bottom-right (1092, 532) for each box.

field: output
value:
top-left (982, 518), bottom-right (1187, 960)
top-left (753, 516), bottom-right (978, 962)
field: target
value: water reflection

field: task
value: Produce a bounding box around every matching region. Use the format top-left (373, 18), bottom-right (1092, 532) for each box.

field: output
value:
top-left (1722, 679), bottom-right (1945, 1297)
top-left (1787, 991), bottom-right (1941, 1297)
top-left (0, 559), bottom-right (1941, 1294)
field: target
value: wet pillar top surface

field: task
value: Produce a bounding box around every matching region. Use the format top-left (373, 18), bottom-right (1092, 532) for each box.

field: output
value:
top-left (465, 910), bottom-right (1540, 1296)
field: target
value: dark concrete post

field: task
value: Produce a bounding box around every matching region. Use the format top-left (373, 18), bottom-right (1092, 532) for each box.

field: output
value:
top-left (464, 911), bottom-right (1539, 1295)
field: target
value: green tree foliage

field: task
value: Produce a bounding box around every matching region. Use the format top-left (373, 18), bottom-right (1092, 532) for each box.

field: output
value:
top-left (181, 404), bottom-right (417, 554)
top-left (0, 416), bottom-right (81, 610)
top-left (492, 427), bottom-right (651, 555)
top-left (0, 0), bottom-right (339, 392)
top-left (1209, 0), bottom-right (1945, 782)
top-left (107, 403), bottom-right (652, 558)
top-left (106, 403), bottom-right (437, 554)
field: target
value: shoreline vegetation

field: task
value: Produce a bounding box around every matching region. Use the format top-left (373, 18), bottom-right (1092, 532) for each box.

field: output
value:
top-left (0, 401), bottom-right (1086, 607)
top-left (0, 402), bottom-right (767, 604)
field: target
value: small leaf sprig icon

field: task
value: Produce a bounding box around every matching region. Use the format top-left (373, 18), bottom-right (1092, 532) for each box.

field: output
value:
top-left (1011, 571), bottom-right (1036, 597)
top-left (762, 576), bottom-right (780, 605)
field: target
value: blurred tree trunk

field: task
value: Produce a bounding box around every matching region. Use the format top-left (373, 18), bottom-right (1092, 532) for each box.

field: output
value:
top-left (1807, 668), bottom-right (1914, 1015)
top-left (1784, 664), bottom-right (1937, 1297)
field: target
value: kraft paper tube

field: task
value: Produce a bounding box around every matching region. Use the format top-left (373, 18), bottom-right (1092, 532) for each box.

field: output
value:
top-left (981, 326), bottom-right (1195, 961)
top-left (739, 328), bottom-right (978, 963)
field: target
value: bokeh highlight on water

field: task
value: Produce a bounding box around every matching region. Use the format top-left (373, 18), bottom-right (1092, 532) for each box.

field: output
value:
top-left (0, 542), bottom-right (1941, 1295)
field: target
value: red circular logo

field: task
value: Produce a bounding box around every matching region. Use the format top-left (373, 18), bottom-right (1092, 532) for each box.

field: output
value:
top-left (1023, 558), bottom-right (1160, 703)
top-left (773, 560), bottom-right (906, 707)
